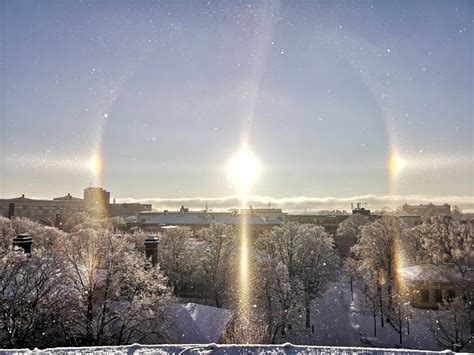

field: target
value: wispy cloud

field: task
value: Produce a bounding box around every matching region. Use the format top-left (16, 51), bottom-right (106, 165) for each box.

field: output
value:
top-left (117, 194), bottom-right (474, 213)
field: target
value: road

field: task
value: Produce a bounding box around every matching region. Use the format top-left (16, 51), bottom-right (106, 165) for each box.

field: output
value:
top-left (310, 280), bottom-right (363, 346)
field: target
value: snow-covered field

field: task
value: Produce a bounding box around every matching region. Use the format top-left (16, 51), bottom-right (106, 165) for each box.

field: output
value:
top-left (0, 344), bottom-right (457, 355)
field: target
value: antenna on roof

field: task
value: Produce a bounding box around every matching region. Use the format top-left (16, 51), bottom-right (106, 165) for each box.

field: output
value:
top-left (205, 201), bottom-right (208, 212)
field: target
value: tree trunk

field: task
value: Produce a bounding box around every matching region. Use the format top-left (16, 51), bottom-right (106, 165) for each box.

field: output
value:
top-left (350, 279), bottom-right (354, 301)
top-left (378, 287), bottom-right (384, 328)
top-left (305, 299), bottom-right (311, 329)
top-left (271, 326), bottom-right (280, 344)
top-left (373, 308), bottom-right (377, 337)
top-left (388, 283), bottom-right (393, 310)
top-left (214, 288), bottom-right (221, 308)
top-left (86, 291), bottom-right (94, 345)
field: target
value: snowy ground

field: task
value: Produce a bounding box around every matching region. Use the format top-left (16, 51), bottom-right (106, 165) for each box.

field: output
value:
top-left (275, 280), bottom-right (363, 346)
top-left (347, 281), bottom-right (440, 351)
top-left (1, 344), bottom-right (457, 354)
top-left (276, 278), bottom-right (472, 353)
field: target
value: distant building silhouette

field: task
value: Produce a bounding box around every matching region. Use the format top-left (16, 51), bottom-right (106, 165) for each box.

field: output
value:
top-left (139, 206), bottom-right (283, 235)
top-left (351, 202), bottom-right (371, 216)
top-left (0, 187), bottom-right (151, 222)
top-left (401, 203), bottom-right (451, 221)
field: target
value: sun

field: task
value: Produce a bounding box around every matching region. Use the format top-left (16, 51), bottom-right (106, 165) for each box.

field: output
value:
top-left (227, 145), bottom-right (260, 193)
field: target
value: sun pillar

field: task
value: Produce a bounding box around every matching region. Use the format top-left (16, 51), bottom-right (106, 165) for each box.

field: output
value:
top-left (227, 144), bottom-right (260, 342)
top-left (239, 200), bottom-right (251, 340)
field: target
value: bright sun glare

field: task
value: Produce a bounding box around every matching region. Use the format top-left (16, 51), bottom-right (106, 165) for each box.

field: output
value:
top-left (88, 153), bottom-right (102, 177)
top-left (227, 146), bottom-right (260, 193)
top-left (389, 151), bottom-right (406, 181)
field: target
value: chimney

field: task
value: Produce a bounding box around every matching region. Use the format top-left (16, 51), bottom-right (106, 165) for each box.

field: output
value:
top-left (144, 236), bottom-right (159, 266)
top-left (8, 203), bottom-right (15, 219)
top-left (13, 234), bottom-right (33, 254)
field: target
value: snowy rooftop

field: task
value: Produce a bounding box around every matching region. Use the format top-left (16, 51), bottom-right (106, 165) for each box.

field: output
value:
top-left (167, 303), bottom-right (233, 344)
top-left (2, 344), bottom-right (456, 354)
top-left (52, 193), bottom-right (83, 201)
top-left (399, 265), bottom-right (452, 283)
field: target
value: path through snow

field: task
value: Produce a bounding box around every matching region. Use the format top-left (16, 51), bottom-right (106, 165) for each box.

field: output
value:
top-left (311, 280), bottom-right (364, 346)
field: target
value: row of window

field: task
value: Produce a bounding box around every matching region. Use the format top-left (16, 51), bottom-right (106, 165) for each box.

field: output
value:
top-left (420, 289), bottom-right (455, 303)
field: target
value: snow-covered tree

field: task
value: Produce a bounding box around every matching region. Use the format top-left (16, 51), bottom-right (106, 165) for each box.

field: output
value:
top-left (256, 223), bottom-right (337, 329)
top-left (387, 293), bottom-right (411, 345)
top-left (430, 297), bottom-right (472, 351)
top-left (344, 256), bottom-right (358, 300)
top-left (197, 223), bottom-right (236, 308)
top-left (416, 216), bottom-right (472, 298)
top-left (451, 205), bottom-right (463, 220)
top-left (352, 217), bottom-right (406, 311)
top-left (361, 269), bottom-right (381, 337)
top-left (232, 309), bottom-right (270, 344)
top-left (413, 216), bottom-right (473, 350)
top-left (61, 212), bottom-right (95, 232)
top-left (61, 214), bottom-right (125, 234)
top-left (254, 253), bottom-right (304, 342)
top-left (399, 227), bottom-right (429, 266)
top-left (334, 214), bottom-right (369, 257)
top-left (157, 227), bottom-right (197, 295)
top-left (57, 229), bottom-right (173, 346)
top-left (0, 248), bottom-right (65, 348)
top-left (0, 216), bottom-right (67, 252)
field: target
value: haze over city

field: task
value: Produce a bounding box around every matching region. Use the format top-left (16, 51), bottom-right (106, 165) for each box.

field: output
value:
top-left (1, 1), bottom-right (473, 212)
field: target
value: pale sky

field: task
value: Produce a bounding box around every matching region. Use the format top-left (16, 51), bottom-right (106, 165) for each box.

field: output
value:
top-left (1, 1), bottom-right (473, 211)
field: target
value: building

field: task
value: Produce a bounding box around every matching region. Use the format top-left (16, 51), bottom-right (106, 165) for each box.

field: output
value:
top-left (0, 187), bottom-right (151, 222)
top-left (165, 303), bottom-right (234, 343)
top-left (84, 187), bottom-right (110, 208)
top-left (0, 194), bottom-right (84, 222)
top-left (140, 206), bottom-right (283, 235)
top-left (285, 214), bottom-right (349, 234)
top-left (401, 203), bottom-right (451, 221)
top-left (240, 207), bottom-right (287, 222)
top-left (351, 203), bottom-right (371, 216)
top-left (108, 202), bottom-right (152, 218)
top-left (398, 265), bottom-right (471, 309)
top-left (138, 206), bottom-right (234, 224)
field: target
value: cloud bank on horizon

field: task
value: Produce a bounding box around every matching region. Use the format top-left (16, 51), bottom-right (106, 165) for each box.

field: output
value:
top-left (118, 194), bottom-right (474, 213)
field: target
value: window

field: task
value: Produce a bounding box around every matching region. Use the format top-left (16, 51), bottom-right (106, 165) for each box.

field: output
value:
top-left (421, 289), bottom-right (430, 303)
top-left (447, 289), bottom-right (455, 301)
top-left (434, 289), bottom-right (442, 303)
